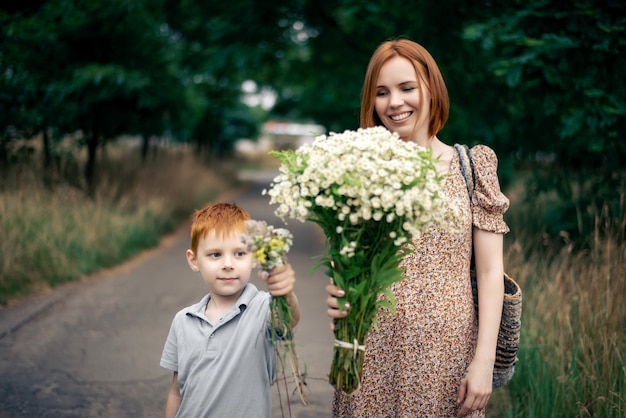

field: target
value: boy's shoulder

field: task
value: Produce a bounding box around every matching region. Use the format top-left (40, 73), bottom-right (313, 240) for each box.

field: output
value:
top-left (238, 283), bottom-right (271, 305)
top-left (233, 283), bottom-right (272, 316)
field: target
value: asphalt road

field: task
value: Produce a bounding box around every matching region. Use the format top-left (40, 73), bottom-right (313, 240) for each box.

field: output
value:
top-left (0, 177), bottom-right (336, 418)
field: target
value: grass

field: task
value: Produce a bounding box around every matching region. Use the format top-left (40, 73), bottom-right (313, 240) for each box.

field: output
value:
top-left (489, 183), bottom-right (626, 417)
top-left (0, 141), bottom-right (236, 305)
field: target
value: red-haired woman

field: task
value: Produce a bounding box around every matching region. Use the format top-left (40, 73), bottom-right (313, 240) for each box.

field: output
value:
top-left (326, 39), bottom-right (509, 417)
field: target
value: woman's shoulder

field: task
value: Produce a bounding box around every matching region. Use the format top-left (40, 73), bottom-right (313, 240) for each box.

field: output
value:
top-left (469, 144), bottom-right (500, 165)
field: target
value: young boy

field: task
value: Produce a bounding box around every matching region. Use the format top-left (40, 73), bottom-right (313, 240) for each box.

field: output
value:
top-left (160, 202), bottom-right (301, 418)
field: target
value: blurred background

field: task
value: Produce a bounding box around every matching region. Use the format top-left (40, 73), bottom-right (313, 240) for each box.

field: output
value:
top-left (1, 1), bottom-right (624, 416)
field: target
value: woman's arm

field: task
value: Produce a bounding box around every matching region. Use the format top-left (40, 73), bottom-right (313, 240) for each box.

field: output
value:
top-left (473, 228), bottom-right (505, 364)
top-left (457, 228), bottom-right (504, 416)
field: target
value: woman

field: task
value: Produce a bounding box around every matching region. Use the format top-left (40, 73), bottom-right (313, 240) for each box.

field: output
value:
top-left (326, 39), bottom-right (509, 417)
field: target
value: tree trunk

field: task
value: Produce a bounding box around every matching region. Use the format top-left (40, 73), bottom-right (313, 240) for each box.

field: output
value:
top-left (85, 131), bottom-right (99, 198)
top-left (194, 133), bottom-right (203, 157)
top-left (0, 137), bottom-right (8, 183)
top-left (141, 134), bottom-right (150, 164)
top-left (42, 128), bottom-right (54, 190)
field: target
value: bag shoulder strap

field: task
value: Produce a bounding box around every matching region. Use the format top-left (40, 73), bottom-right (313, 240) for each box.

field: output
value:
top-left (454, 143), bottom-right (476, 202)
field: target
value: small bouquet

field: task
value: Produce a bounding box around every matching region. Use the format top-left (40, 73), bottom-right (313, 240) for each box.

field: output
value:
top-left (241, 220), bottom-right (308, 405)
top-left (265, 126), bottom-right (453, 394)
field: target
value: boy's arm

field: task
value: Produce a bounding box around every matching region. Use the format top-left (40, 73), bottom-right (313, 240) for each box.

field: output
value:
top-left (284, 291), bottom-right (300, 327)
top-left (262, 263), bottom-right (301, 327)
top-left (164, 372), bottom-right (181, 418)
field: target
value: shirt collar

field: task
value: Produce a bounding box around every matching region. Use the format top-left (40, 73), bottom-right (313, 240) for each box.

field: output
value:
top-left (185, 283), bottom-right (258, 321)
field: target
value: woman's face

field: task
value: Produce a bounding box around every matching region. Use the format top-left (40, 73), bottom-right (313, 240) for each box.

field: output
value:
top-left (374, 56), bottom-right (431, 143)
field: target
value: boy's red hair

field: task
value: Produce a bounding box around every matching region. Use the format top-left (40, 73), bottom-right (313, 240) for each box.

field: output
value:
top-left (189, 203), bottom-right (251, 253)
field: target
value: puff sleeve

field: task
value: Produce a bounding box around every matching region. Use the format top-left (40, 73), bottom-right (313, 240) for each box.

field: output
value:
top-left (470, 145), bottom-right (510, 233)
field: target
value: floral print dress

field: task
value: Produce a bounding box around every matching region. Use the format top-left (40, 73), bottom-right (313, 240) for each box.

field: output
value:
top-left (332, 145), bottom-right (510, 417)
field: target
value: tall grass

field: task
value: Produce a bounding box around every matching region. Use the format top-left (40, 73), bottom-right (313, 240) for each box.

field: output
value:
top-left (491, 184), bottom-right (626, 417)
top-left (0, 142), bottom-right (234, 305)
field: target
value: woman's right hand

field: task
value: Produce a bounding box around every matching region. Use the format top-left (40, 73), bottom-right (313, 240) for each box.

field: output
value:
top-left (326, 283), bottom-right (349, 331)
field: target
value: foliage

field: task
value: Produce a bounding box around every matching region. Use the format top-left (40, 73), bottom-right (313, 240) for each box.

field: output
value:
top-left (464, 0), bottom-right (625, 159)
top-left (161, 0), bottom-right (300, 158)
top-left (2, 0), bottom-right (624, 239)
top-left (463, 0), bottom-right (626, 241)
top-left (262, 0), bottom-right (626, 244)
top-left (0, 0), bottom-right (272, 194)
top-left (0, 0), bottom-right (198, 194)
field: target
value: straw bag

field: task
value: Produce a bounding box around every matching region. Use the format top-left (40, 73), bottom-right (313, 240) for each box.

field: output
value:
top-left (454, 144), bottom-right (522, 389)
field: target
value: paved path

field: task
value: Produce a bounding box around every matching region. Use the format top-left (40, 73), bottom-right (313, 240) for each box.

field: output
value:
top-left (0, 178), bottom-right (336, 417)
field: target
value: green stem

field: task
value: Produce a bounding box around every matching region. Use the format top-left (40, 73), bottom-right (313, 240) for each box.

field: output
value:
top-left (326, 233), bottom-right (407, 394)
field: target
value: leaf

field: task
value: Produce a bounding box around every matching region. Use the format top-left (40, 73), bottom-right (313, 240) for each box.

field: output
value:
top-left (376, 292), bottom-right (398, 320)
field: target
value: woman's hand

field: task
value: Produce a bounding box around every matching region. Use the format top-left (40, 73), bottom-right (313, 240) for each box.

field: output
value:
top-left (325, 282), bottom-right (349, 331)
top-left (456, 357), bottom-right (494, 416)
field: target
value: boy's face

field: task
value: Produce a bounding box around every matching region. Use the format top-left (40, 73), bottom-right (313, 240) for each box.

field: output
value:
top-left (186, 229), bottom-right (253, 300)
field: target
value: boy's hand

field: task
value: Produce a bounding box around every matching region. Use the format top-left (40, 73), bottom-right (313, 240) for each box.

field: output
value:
top-left (261, 264), bottom-right (295, 296)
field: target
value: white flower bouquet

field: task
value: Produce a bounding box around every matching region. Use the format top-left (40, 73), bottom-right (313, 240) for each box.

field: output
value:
top-left (241, 220), bottom-right (308, 405)
top-left (265, 126), bottom-right (452, 394)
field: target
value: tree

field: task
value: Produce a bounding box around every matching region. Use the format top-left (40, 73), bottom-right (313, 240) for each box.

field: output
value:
top-left (264, 1), bottom-right (512, 142)
top-left (464, 0), bottom-right (626, 237)
top-left (260, 0), bottom-right (625, 239)
top-left (0, 0), bottom-right (202, 195)
top-left (160, 0), bottom-right (302, 160)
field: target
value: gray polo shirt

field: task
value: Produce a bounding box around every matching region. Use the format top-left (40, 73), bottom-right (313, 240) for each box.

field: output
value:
top-left (160, 283), bottom-right (275, 418)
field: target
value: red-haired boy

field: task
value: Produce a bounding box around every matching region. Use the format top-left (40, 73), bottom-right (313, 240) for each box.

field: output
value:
top-left (160, 202), bottom-right (300, 418)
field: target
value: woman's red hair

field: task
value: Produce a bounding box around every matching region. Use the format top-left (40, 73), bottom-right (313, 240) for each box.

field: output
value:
top-left (360, 39), bottom-right (449, 137)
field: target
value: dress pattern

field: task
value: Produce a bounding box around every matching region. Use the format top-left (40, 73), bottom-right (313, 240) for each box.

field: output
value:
top-left (332, 145), bottom-right (510, 417)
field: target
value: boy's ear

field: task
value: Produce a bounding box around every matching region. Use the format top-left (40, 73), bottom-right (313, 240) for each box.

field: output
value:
top-left (186, 249), bottom-right (199, 272)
